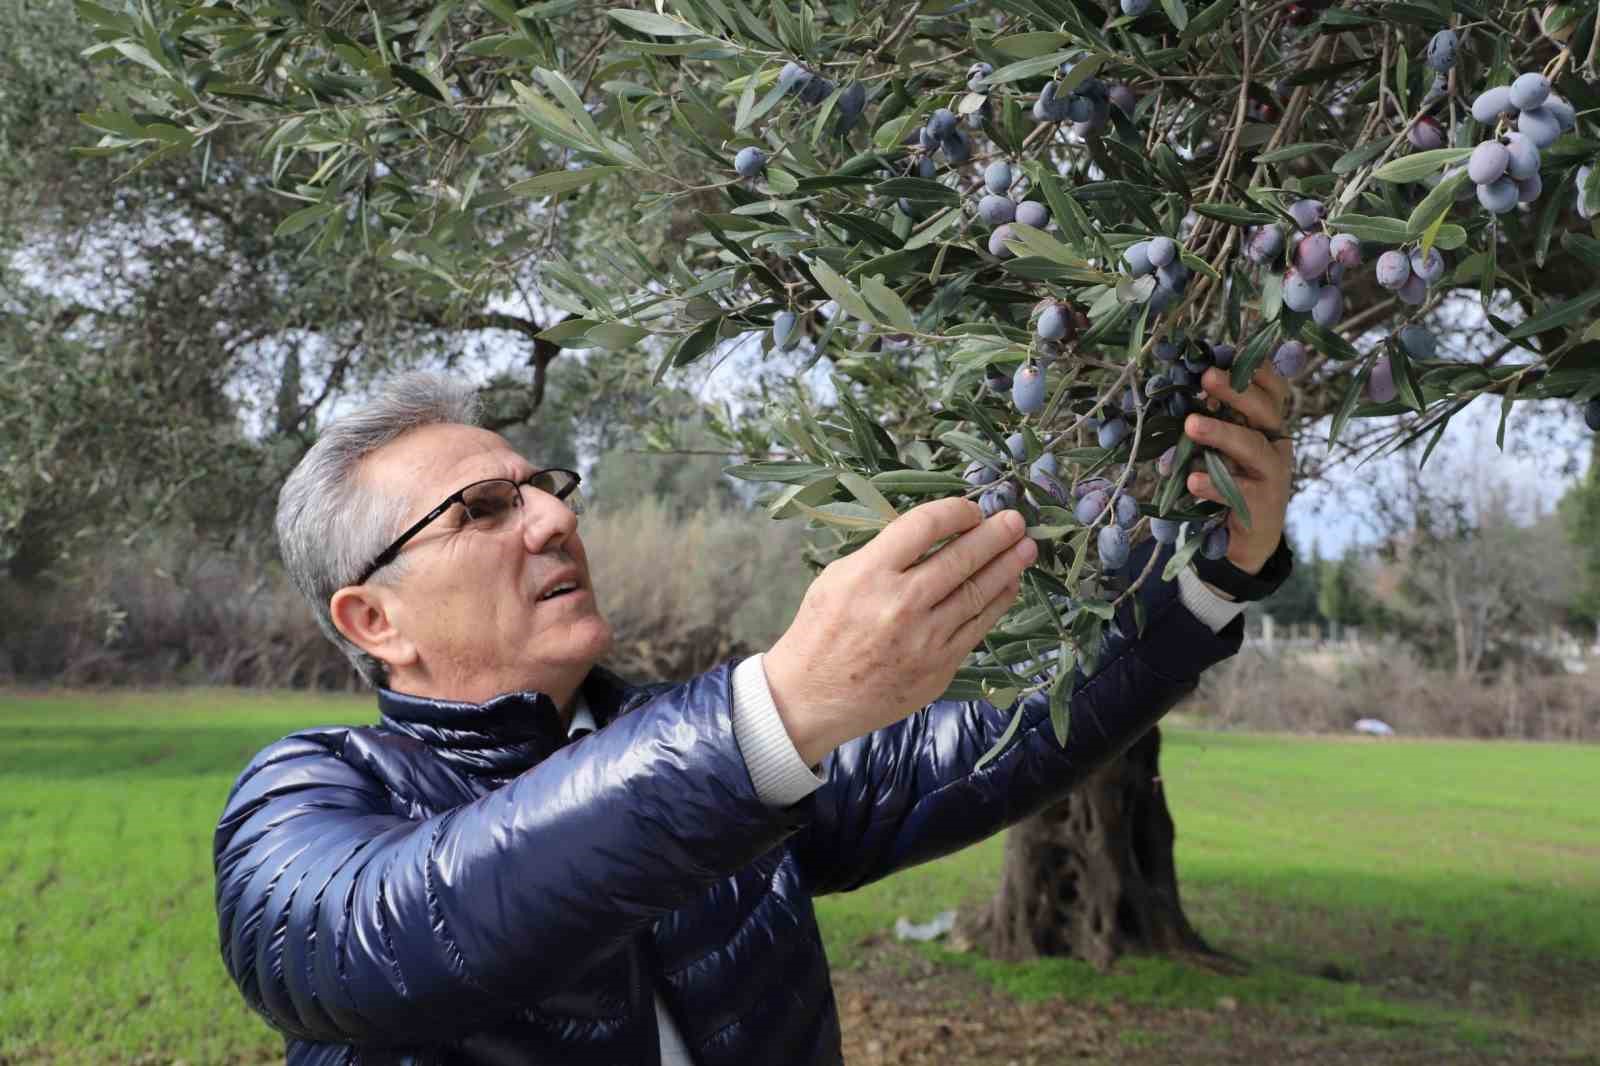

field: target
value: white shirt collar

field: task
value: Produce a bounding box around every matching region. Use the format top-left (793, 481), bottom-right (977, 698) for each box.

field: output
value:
top-left (567, 693), bottom-right (596, 738)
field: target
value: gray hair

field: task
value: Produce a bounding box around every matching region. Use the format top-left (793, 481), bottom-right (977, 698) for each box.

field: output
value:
top-left (276, 371), bottom-right (482, 686)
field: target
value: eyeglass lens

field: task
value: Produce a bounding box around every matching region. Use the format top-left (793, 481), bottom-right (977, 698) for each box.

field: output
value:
top-left (459, 473), bottom-right (579, 528)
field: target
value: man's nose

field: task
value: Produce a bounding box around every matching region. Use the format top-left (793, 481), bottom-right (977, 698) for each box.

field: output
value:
top-left (519, 487), bottom-right (579, 554)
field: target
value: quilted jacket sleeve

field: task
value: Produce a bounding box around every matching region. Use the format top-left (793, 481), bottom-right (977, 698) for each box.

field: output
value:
top-left (212, 664), bottom-right (807, 1046)
top-left (793, 539), bottom-right (1243, 896)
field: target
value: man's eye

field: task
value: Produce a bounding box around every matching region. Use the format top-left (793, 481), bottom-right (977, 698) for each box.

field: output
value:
top-left (465, 496), bottom-right (513, 522)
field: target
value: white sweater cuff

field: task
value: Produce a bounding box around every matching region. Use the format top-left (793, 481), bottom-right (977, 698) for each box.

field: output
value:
top-left (1177, 566), bottom-right (1249, 633)
top-left (731, 654), bottom-right (825, 807)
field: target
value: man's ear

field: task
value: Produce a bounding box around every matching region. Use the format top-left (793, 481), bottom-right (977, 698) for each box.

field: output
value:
top-left (329, 585), bottom-right (417, 672)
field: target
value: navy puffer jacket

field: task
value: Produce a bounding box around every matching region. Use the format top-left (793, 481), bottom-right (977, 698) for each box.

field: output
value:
top-left (214, 542), bottom-right (1241, 1065)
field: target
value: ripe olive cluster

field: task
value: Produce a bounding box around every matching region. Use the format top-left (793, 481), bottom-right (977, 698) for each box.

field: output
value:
top-left (732, 17), bottom-right (1600, 582)
top-left (1463, 73), bottom-right (1576, 213)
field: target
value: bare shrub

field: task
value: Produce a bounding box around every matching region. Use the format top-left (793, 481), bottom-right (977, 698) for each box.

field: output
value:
top-left (583, 496), bottom-right (815, 682)
top-left (0, 498), bottom-right (816, 690)
top-left (1189, 643), bottom-right (1600, 741)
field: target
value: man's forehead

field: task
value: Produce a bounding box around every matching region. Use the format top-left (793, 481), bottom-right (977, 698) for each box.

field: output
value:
top-left (364, 423), bottom-right (531, 501)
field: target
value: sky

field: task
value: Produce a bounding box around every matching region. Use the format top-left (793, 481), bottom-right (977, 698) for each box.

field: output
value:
top-left (16, 237), bottom-right (1591, 560)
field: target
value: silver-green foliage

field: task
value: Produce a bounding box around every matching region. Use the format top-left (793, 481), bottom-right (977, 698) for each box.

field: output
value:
top-left (75, 0), bottom-right (1600, 726)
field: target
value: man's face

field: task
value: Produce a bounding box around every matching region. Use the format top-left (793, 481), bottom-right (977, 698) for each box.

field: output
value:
top-left (360, 422), bottom-right (613, 703)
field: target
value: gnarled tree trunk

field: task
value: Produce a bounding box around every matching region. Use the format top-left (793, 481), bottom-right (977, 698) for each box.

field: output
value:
top-left (960, 726), bottom-right (1213, 970)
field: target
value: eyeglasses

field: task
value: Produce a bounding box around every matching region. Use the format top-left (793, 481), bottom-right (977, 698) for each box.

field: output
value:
top-left (356, 468), bottom-right (583, 585)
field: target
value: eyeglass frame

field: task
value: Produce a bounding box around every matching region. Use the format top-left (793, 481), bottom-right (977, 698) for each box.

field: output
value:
top-left (355, 468), bottom-right (583, 585)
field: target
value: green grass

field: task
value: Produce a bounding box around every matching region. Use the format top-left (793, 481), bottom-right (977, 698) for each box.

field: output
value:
top-left (3, 691), bottom-right (1597, 1064)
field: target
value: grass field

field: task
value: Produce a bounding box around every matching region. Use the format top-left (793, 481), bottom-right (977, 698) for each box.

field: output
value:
top-left (2, 689), bottom-right (1597, 1065)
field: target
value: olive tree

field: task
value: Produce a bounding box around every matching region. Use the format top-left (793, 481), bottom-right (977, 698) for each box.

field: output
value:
top-left (79, 0), bottom-right (1600, 966)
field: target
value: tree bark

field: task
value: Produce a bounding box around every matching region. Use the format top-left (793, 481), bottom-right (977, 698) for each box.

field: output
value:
top-left (959, 726), bottom-right (1217, 971)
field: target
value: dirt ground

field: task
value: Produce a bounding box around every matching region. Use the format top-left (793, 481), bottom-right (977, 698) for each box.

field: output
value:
top-left (832, 940), bottom-right (1599, 1066)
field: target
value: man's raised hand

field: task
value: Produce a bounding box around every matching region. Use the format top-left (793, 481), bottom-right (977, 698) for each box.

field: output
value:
top-left (762, 498), bottom-right (1037, 766)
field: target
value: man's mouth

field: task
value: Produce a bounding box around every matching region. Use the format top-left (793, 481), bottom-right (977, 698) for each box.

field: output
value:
top-left (538, 580), bottom-right (580, 602)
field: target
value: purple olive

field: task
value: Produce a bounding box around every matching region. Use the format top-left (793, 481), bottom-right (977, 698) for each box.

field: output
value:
top-left (733, 146), bottom-right (767, 177)
top-left (1032, 91), bottom-right (1058, 124)
top-left (1012, 363), bottom-right (1046, 414)
top-left (1397, 324), bottom-right (1436, 359)
top-left (1153, 338), bottom-right (1180, 362)
top-left (964, 460), bottom-right (1001, 487)
top-left (1503, 134), bottom-right (1541, 181)
top-left (1425, 29), bottom-right (1457, 72)
top-left (1108, 84), bottom-right (1137, 115)
top-left (1098, 524), bottom-right (1131, 569)
top-left (1075, 488), bottom-right (1110, 525)
top-left (1312, 284), bottom-right (1344, 327)
top-left (984, 160), bottom-right (1012, 195)
top-left (978, 194), bottom-right (1016, 225)
top-left (1408, 117), bottom-right (1445, 150)
top-left (1476, 176), bottom-right (1519, 214)
top-left (1157, 446), bottom-right (1178, 478)
top-left (1468, 141), bottom-right (1510, 185)
top-left (1150, 517), bottom-right (1180, 544)
top-left (1366, 356), bottom-right (1398, 403)
top-left (1074, 477), bottom-right (1112, 500)
top-left (1202, 525), bottom-right (1230, 561)
top-left (1272, 340), bottom-right (1307, 378)
top-left (927, 108), bottom-right (958, 138)
top-left (1098, 418), bottom-right (1130, 449)
top-left (1294, 233), bottom-right (1331, 279)
top-left (1281, 268), bottom-right (1322, 313)
top-left (799, 75), bottom-right (834, 105)
top-left (1246, 223), bottom-right (1286, 264)
top-left (1471, 86), bottom-right (1514, 124)
top-left (1329, 234), bottom-right (1362, 268)
top-left (1031, 452), bottom-right (1059, 480)
top-left (1288, 199), bottom-right (1325, 231)
top-left (1517, 107), bottom-right (1561, 150)
top-left (942, 128), bottom-right (972, 163)
top-left (1124, 241), bottom-right (1155, 275)
top-left (1211, 343), bottom-right (1236, 369)
top-left (988, 223), bottom-right (1017, 258)
top-left (1037, 303), bottom-right (1070, 340)
top-left (1509, 72), bottom-right (1551, 111)
top-left (1409, 247), bottom-right (1445, 285)
top-left (1114, 492), bottom-right (1140, 530)
top-left (779, 62), bottom-right (811, 94)
top-left (1028, 472), bottom-right (1069, 509)
top-left (1146, 236), bottom-right (1177, 268)
top-left (1547, 95), bottom-right (1576, 133)
top-left (980, 482), bottom-right (1019, 517)
top-left (1396, 273), bottom-right (1427, 305)
top-left (1516, 172), bottom-right (1543, 203)
top-left (1156, 260), bottom-right (1190, 294)
top-left (1376, 250), bottom-right (1412, 290)
top-left (1015, 201), bottom-right (1050, 228)
top-left (1005, 432), bottom-right (1028, 461)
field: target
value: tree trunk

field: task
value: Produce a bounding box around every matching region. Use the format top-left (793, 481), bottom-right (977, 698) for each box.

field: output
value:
top-left (959, 726), bottom-right (1216, 971)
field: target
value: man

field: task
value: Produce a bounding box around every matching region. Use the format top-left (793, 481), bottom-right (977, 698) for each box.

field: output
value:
top-left (217, 368), bottom-right (1292, 1065)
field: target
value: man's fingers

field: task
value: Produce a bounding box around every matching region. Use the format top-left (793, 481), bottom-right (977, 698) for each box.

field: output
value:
top-left (944, 576), bottom-right (1023, 659)
top-left (906, 509), bottom-right (1028, 605)
top-left (870, 497), bottom-right (984, 572)
top-left (1184, 414), bottom-right (1279, 480)
top-left (1200, 367), bottom-right (1286, 433)
top-left (930, 534), bottom-right (1036, 636)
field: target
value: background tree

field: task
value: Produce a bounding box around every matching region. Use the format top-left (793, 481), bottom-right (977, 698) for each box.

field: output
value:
top-left (72, 0), bottom-right (1600, 970)
top-left (1558, 432), bottom-right (1600, 632)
